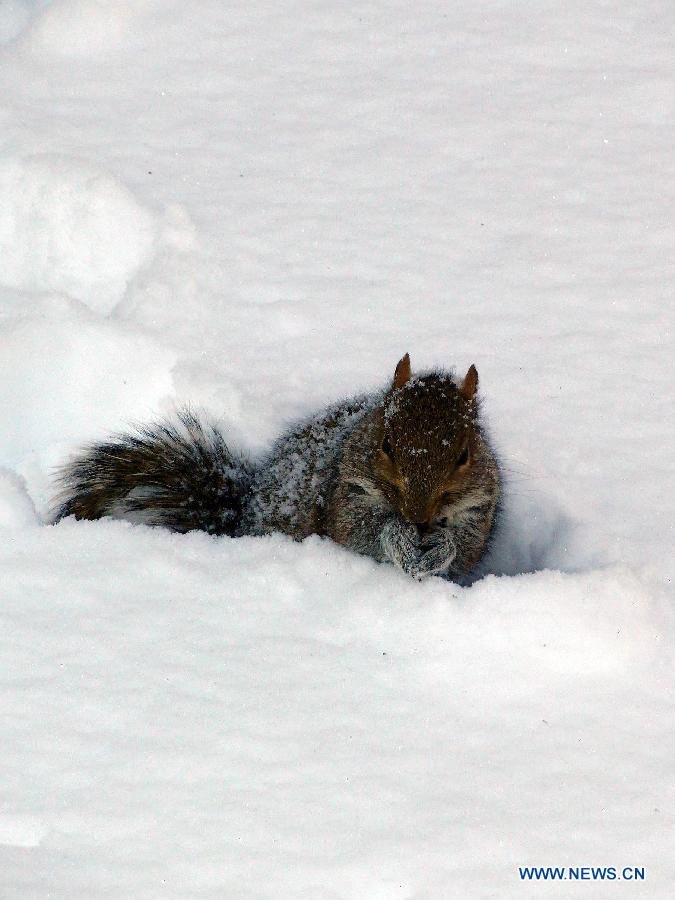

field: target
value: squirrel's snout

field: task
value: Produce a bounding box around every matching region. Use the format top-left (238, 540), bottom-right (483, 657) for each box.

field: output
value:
top-left (401, 503), bottom-right (433, 532)
top-left (402, 513), bottom-right (433, 537)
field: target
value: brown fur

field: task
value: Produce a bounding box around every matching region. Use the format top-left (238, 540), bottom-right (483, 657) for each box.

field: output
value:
top-left (322, 355), bottom-right (501, 577)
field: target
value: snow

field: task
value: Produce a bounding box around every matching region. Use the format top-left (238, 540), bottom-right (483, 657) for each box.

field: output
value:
top-left (0, 293), bottom-right (176, 495)
top-left (0, 1), bottom-right (31, 44)
top-left (19, 0), bottom-right (159, 58)
top-left (0, 155), bottom-right (157, 313)
top-left (0, 468), bottom-right (38, 529)
top-left (1, 523), bottom-right (669, 897)
top-left (1, 0), bottom-right (673, 896)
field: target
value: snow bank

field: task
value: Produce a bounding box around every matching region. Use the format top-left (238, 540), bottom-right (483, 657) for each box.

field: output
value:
top-left (0, 522), bottom-right (670, 896)
top-left (0, 155), bottom-right (157, 314)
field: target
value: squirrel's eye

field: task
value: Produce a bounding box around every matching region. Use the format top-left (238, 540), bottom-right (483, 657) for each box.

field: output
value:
top-left (456, 446), bottom-right (469, 467)
top-left (381, 435), bottom-right (394, 459)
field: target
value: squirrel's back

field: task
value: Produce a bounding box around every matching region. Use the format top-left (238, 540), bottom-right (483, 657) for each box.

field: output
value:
top-left (239, 394), bottom-right (378, 540)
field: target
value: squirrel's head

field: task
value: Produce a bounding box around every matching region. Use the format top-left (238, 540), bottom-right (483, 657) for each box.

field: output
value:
top-left (372, 353), bottom-right (480, 528)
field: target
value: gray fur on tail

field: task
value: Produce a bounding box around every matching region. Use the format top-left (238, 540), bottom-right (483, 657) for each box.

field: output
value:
top-left (54, 410), bottom-right (252, 535)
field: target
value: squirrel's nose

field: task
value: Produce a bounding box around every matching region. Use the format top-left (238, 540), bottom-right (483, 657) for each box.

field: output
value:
top-left (402, 505), bottom-right (433, 533)
top-left (402, 509), bottom-right (432, 531)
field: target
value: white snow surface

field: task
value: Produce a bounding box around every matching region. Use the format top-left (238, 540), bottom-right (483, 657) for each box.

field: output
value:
top-left (0, 1), bottom-right (673, 897)
top-left (0, 155), bottom-right (158, 313)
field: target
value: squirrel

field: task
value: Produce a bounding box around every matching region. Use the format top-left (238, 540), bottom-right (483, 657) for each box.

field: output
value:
top-left (54, 354), bottom-right (501, 580)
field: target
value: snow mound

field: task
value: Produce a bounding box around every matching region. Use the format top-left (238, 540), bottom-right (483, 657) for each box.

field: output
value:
top-left (0, 469), bottom-right (38, 529)
top-left (0, 155), bottom-right (157, 314)
top-left (20, 0), bottom-right (159, 59)
top-left (0, 522), bottom-right (669, 896)
top-left (0, 295), bottom-right (176, 502)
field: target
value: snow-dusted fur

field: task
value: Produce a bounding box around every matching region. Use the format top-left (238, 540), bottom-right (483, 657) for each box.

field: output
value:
top-left (240, 394), bottom-right (376, 537)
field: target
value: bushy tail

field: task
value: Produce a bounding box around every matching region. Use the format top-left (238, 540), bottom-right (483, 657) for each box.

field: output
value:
top-left (54, 410), bottom-right (253, 535)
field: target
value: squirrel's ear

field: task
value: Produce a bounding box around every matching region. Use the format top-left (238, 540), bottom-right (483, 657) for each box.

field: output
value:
top-left (459, 364), bottom-right (478, 401)
top-left (393, 353), bottom-right (411, 389)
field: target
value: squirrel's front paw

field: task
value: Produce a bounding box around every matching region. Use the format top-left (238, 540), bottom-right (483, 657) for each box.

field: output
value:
top-left (412, 529), bottom-right (457, 578)
top-left (380, 519), bottom-right (422, 575)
